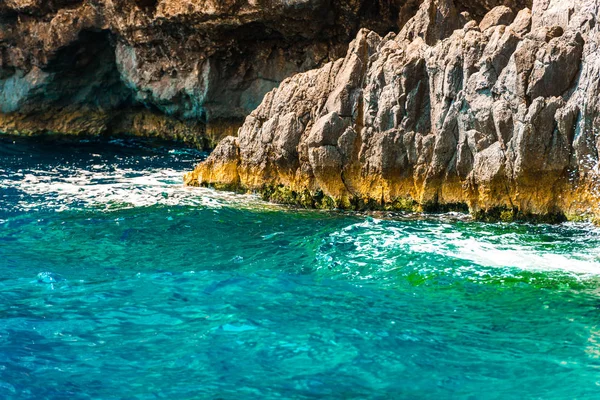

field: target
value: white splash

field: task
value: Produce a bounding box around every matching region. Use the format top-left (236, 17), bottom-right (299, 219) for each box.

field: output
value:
top-left (2, 165), bottom-right (269, 212)
top-left (318, 219), bottom-right (600, 276)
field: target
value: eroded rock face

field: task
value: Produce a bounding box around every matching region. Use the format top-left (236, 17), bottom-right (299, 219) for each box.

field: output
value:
top-left (187, 0), bottom-right (600, 221)
top-left (0, 0), bottom-right (419, 145)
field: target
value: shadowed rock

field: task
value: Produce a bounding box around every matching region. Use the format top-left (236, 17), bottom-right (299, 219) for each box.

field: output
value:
top-left (0, 0), bottom-right (423, 145)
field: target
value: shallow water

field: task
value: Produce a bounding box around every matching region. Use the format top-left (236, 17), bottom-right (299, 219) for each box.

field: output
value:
top-left (2, 137), bottom-right (600, 399)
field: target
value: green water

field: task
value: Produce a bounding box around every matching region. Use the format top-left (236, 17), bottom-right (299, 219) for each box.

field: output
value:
top-left (2, 137), bottom-right (600, 399)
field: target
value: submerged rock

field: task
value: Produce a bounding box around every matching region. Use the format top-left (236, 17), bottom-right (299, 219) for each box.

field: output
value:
top-left (187, 0), bottom-right (600, 221)
top-left (0, 0), bottom-right (413, 145)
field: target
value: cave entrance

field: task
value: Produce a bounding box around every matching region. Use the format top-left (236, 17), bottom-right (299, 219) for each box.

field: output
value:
top-left (135, 0), bottom-right (158, 13)
top-left (44, 29), bottom-right (135, 110)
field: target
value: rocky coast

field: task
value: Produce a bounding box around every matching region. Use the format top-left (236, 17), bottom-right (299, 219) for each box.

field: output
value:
top-left (1, 1), bottom-right (599, 220)
top-left (186, 0), bottom-right (600, 221)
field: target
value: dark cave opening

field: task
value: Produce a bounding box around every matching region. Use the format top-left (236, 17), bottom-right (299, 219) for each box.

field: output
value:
top-left (47, 30), bottom-right (114, 73)
top-left (358, 0), bottom-right (403, 35)
top-left (135, 0), bottom-right (159, 13)
top-left (42, 29), bottom-right (135, 110)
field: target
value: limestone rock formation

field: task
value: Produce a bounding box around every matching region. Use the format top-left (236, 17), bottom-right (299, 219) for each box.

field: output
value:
top-left (187, 0), bottom-right (600, 221)
top-left (0, 1), bottom-right (410, 145)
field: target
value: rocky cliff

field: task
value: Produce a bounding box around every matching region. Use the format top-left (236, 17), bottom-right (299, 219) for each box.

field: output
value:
top-left (0, 0), bottom-right (412, 146)
top-left (186, 0), bottom-right (600, 221)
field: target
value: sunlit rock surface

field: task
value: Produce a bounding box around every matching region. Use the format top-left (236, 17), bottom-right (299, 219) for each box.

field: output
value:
top-left (187, 0), bottom-right (600, 221)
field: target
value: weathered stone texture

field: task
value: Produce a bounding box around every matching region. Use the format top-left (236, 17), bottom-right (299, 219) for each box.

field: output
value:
top-left (0, 0), bottom-right (411, 143)
top-left (188, 0), bottom-right (600, 220)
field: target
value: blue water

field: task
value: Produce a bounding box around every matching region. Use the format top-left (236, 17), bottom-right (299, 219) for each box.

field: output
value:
top-left (2, 137), bottom-right (600, 399)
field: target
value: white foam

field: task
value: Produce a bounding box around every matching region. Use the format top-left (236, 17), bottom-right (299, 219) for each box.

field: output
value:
top-left (320, 219), bottom-right (600, 276)
top-left (4, 165), bottom-right (270, 212)
top-left (443, 237), bottom-right (600, 275)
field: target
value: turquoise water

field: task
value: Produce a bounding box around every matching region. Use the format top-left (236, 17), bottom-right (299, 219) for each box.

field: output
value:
top-left (2, 137), bottom-right (600, 399)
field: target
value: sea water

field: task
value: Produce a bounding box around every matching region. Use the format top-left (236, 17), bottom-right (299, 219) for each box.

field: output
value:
top-left (2, 137), bottom-right (600, 399)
